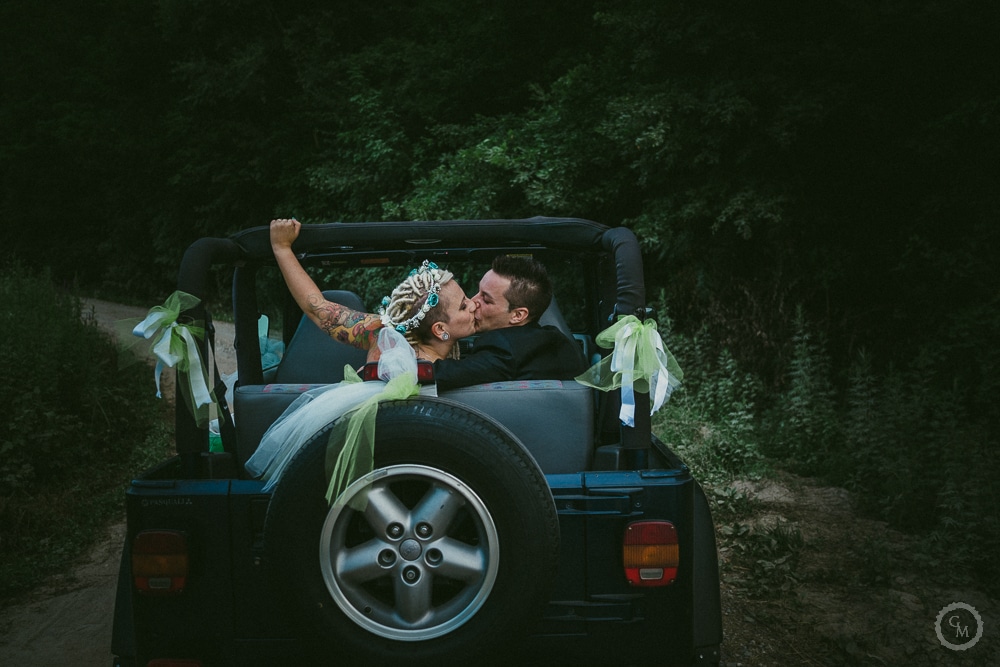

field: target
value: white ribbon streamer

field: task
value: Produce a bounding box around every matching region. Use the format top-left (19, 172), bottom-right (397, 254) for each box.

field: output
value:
top-left (610, 320), bottom-right (640, 426)
top-left (132, 293), bottom-right (214, 425)
top-left (576, 315), bottom-right (683, 427)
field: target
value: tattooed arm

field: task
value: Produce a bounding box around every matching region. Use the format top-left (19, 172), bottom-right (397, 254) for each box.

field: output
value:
top-left (270, 218), bottom-right (383, 349)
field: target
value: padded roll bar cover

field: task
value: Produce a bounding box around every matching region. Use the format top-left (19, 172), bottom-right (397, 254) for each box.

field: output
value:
top-left (229, 217), bottom-right (609, 260)
top-left (601, 226), bottom-right (652, 459)
top-left (177, 237), bottom-right (244, 305)
top-left (174, 237), bottom-right (246, 470)
top-left (601, 226), bottom-right (645, 317)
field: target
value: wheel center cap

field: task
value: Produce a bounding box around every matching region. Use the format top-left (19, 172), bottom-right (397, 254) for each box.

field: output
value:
top-left (399, 538), bottom-right (422, 561)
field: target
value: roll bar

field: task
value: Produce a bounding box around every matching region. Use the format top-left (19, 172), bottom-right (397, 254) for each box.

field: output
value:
top-left (174, 237), bottom-right (244, 477)
top-left (601, 226), bottom-right (646, 319)
top-left (171, 221), bottom-right (655, 476)
top-left (600, 226), bottom-right (652, 464)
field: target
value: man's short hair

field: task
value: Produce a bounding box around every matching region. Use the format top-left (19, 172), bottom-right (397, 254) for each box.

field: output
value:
top-left (491, 255), bottom-right (553, 323)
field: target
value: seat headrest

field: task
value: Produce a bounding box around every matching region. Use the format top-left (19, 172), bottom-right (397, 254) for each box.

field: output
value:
top-left (273, 290), bottom-right (368, 384)
top-left (538, 298), bottom-right (572, 338)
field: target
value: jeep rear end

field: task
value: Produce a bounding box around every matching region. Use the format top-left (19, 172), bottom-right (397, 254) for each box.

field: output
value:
top-left (111, 217), bottom-right (722, 667)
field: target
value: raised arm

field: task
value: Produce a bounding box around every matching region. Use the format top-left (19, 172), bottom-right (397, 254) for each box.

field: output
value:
top-left (270, 218), bottom-right (382, 349)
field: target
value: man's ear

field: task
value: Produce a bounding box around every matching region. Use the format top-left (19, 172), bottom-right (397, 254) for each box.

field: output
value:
top-left (508, 306), bottom-right (530, 326)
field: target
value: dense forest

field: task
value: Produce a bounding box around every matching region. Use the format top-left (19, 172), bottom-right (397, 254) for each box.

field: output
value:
top-left (2, 1), bottom-right (998, 590)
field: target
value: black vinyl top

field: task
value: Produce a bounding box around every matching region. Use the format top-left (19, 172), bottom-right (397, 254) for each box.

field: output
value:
top-left (229, 217), bottom-right (610, 260)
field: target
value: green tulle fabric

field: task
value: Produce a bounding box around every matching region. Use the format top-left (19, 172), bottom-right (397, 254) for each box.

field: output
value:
top-left (324, 367), bottom-right (420, 509)
top-left (575, 314), bottom-right (683, 426)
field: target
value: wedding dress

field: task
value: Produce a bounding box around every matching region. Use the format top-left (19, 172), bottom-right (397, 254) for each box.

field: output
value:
top-left (245, 328), bottom-right (423, 494)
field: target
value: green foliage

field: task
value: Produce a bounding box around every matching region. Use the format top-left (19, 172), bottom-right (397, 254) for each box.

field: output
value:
top-left (660, 297), bottom-right (997, 595)
top-left (4, 0), bottom-right (998, 398)
top-left (720, 520), bottom-right (804, 599)
top-left (0, 264), bottom-right (167, 597)
top-left (841, 353), bottom-right (999, 590)
top-left (653, 321), bottom-right (765, 484)
top-left (761, 307), bottom-right (841, 472)
top-left (759, 306), bottom-right (1000, 594)
top-left (852, 535), bottom-right (894, 588)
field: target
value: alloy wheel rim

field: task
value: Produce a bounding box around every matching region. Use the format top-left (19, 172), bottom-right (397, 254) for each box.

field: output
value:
top-left (319, 464), bottom-right (500, 641)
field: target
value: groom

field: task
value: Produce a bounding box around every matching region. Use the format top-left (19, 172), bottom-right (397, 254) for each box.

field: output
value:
top-left (434, 254), bottom-right (585, 390)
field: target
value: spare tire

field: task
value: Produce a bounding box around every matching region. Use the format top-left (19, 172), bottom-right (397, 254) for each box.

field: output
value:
top-left (263, 397), bottom-right (560, 665)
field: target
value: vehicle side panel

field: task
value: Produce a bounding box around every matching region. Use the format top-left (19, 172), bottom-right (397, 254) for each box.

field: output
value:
top-left (120, 480), bottom-right (235, 665)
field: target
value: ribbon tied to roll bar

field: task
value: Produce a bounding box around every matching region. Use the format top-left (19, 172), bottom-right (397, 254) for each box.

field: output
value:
top-left (576, 314), bottom-right (683, 427)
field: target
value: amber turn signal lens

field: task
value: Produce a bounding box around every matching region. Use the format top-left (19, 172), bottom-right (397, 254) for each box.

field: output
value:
top-left (623, 520), bottom-right (679, 587)
top-left (132, 530), bottom-right (189, 595)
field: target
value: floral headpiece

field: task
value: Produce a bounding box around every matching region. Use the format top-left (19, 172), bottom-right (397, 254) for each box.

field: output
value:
top-left (378, 260), bottom-right (443, 334)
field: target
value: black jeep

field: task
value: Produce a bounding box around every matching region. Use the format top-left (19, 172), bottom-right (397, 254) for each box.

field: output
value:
top-left (111, 217), bottom-right (722, 666)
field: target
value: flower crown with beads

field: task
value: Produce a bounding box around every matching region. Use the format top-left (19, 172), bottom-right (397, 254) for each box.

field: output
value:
top-left (378, 260), bottom-right (443, 334)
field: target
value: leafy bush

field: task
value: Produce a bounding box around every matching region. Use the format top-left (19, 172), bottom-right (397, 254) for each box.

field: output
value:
top-left (653, 321), bottom-right (765, 484)
top-left (0, 264), bottom-right (166, 597)
top-left (760, 307), bottom-right (842, 473)
top-left (760, 307), bottom-right (1000, 595)
top-left (841, 352), bottom-right (999, 591)
top-left (720, 521), bottom-right (804, 599)
top-left (656, 301), bottom-right (998, 597)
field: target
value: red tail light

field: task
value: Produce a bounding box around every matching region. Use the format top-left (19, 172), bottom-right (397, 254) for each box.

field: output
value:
top-left (132, 530), bottom-right (189, 595)
top-left (623, 520), bottom-right (679, 587)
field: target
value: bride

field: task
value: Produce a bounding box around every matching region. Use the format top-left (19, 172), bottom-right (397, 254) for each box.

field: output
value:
top-left (245, 218), bottom-right (478, 491)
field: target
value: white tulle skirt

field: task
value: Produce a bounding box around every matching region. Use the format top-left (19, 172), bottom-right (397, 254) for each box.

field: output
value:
top-left (244, 328), bottom-right (420, 492)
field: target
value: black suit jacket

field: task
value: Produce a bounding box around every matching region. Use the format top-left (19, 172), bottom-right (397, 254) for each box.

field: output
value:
top-left (434, 322), bottom-right (586, 391)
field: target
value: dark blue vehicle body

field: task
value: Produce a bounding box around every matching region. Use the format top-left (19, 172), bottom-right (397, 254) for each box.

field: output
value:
top-left (111, 218), bottom-right (722, 666)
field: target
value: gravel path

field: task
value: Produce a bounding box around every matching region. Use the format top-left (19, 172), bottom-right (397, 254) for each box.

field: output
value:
top-left (82, 298), bottom-right (237, 375)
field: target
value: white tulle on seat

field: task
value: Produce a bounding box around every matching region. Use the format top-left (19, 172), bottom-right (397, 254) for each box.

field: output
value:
top-left (245, 328), bottom-right (423, 492)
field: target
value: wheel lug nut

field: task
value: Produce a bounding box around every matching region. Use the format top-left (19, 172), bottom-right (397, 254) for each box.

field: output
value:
top-left (416, 522), bottom-right (432, 538)
top-left (387, 523), bottom-right (404, 539)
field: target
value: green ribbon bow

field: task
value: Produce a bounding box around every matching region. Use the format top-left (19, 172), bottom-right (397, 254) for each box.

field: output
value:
top-left (575, 314), bottom-right (683, 426)
top-left (131, 290), bottom-right (214, 427)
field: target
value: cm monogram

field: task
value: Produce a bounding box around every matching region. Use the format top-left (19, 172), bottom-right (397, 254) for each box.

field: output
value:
top-left (934, 602), bottom-right (983, 651)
